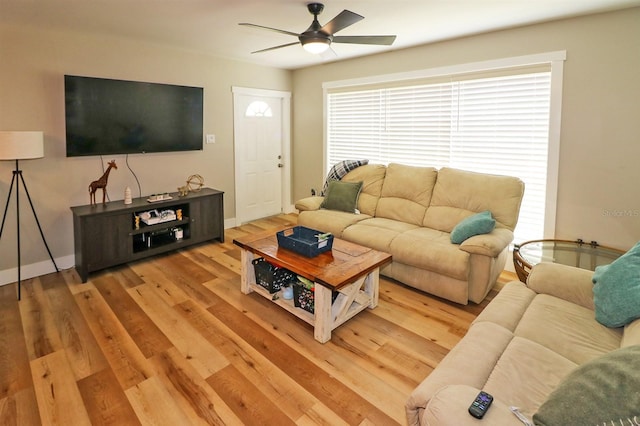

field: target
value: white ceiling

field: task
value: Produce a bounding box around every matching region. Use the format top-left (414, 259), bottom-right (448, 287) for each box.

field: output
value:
top-left (1, 0), bottom-right (639, 70)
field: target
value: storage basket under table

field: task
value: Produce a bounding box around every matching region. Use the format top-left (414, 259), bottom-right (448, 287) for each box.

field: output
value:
top-left (276, 226), bottom-right (333, 258)
top-left (293, 280), bottom-right (315, 313)
top-left (252, 258), bottom-right (295, 294)
top-left (292, 280), bottom-right (339, 314)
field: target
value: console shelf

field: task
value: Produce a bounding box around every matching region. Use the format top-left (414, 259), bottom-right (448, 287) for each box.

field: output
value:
top-left (71, 187), bottom-right (224, 282)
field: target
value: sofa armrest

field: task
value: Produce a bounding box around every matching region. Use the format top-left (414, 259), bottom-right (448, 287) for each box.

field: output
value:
top-left (526, 262), bottom-right (595, 310)
top-left (417, 385), bottom-right (524, 426)
top-left (294, 196), bottom-right (324, 212)
top-left (459, 228), bottom-right (514, 258)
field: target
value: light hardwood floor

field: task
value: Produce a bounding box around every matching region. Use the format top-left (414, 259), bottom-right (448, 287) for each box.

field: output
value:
top-left (0, 214), bottom-right (516, 425)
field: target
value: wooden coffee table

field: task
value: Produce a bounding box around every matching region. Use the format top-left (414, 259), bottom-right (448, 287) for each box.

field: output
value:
top-left (233, 228), bottom-right (392, 343)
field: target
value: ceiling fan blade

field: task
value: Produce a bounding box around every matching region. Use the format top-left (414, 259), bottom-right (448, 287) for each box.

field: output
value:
top-left (320, 46), bottom-right (338, 60)
top-left (239, 23), bottom-right (299, 38)
top-left (250, 41), bottom-right (300, 54)
top-left (333, 35), bottom-right (397, 45)
top-left (320, 10), bottom-right (363, 35)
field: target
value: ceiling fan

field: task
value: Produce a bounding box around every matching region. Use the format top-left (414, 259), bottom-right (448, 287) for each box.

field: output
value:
top-left (239, 3), bottom-right (396, 55)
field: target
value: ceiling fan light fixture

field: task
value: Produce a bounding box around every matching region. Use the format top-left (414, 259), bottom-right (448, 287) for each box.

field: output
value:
top-left (242, 3), bottom-right (396, 57)
top-left (302, 38), bottom-right (330, 54)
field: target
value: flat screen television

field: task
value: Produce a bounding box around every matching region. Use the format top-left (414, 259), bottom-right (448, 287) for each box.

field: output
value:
top-left (64, 75), bottom-right (204, 157)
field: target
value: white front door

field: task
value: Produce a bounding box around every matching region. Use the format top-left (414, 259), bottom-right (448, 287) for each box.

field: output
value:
top-left (233, 87), bottom-right (291, 225)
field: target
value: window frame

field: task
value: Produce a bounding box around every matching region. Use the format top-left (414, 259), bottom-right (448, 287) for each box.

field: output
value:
top-left (322, 51), bottom-right (566, 240)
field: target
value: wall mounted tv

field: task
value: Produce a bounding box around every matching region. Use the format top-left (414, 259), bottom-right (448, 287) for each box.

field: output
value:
top-left (64, 75), bottom-right (204, 157)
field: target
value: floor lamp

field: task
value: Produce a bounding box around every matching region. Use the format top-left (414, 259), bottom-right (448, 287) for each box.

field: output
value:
top-left (0, 131), bottom-right (59, 300)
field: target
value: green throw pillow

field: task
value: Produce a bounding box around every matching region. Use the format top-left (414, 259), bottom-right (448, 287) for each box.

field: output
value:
top-left (450, 211), bottom-right (496, 244)
top-left (320, 180), bottom-right (363, 213)
top-left (533, 345), bottom-right (640, 426)
top-left (592, 241), bottom-right (640, 327)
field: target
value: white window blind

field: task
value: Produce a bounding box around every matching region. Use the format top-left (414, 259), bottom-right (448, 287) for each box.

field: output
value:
top-left (326, 70), bottom-right (551, 244)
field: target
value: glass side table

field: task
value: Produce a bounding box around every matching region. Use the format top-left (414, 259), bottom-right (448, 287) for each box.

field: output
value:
top-left (513, 239), bottom-right (625, 283)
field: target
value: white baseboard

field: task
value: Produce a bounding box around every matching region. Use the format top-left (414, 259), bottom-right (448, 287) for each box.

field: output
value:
top-left (0, 254), bottom-right (75, 286)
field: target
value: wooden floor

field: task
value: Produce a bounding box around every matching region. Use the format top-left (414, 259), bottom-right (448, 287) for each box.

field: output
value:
top-left (0, 214), bottom-right (515, 425)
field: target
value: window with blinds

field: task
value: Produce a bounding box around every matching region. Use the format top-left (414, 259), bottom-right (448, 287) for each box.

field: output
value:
top-left (326, 70), bottom-right (552, 244)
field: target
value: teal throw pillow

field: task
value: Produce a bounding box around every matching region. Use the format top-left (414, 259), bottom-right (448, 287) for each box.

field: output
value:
top-left (450, 211), bottom-right (496, 244)
top-left (533, 345), bottom-right (640, 426)
top-left (592, 241), bottom-right (640, 327)
top-left (320, 180), bottom-right (363, 213)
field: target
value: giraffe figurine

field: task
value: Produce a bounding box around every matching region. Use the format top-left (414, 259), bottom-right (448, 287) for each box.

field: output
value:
top-left (89, 160), bottom-right (117, 205)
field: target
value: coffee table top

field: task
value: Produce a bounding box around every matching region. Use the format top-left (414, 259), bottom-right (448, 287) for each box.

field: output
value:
top-left (233, 228), bottom-right (391, 290)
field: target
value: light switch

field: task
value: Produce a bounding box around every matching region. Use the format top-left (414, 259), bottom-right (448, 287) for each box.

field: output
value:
top-left (206, 134), bottom-right (216, 144)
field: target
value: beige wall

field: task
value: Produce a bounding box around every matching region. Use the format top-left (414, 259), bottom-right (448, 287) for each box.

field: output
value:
top-left (0, 24), bottom-right (291, 279)
top-left (291, 8), bottom-right (640, 250)
top-left (1, 8), bottom-right (638, 283)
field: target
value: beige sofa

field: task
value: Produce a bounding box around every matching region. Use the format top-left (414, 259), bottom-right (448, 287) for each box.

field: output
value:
top-left (295, 163), bottom-right (524, 304)
top-left (406, 262), bottom-right (640, 425)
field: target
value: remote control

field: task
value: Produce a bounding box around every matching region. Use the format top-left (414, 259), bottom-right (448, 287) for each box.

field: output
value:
top-left (468, 390), bottom-right (493, 419)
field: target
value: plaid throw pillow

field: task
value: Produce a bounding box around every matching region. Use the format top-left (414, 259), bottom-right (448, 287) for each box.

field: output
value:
top-left (321, 159), bottom-right (369, 195)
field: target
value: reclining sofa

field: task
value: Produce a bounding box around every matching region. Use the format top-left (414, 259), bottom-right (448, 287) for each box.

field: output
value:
top-left (295, 163), bottom-right (525, 304)
top-left (406, 261), bottom-right (640, 425)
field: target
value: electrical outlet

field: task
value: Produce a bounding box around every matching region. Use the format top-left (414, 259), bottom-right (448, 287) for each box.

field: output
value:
top-left (206, 134), bottom-right (215, 144)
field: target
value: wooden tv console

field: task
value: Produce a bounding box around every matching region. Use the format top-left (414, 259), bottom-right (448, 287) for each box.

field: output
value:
top-left (70, 187), bottom-right (224, 282)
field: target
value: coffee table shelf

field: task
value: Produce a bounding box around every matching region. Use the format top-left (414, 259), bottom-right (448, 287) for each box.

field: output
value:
top-left (234, 229), bottom-right (391, 343)
top-left (245, 277), bottom-right (315, 325)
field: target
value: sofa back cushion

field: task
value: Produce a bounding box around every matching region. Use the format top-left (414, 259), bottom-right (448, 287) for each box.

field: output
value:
top-left (622, 318), bottom-right (640, 347)
top-left (375, 163), bottom-right (438, 226)
top-left (342, 163), bottom-right (387, 216)
top-left (423, 167), bottom-right (525, 232)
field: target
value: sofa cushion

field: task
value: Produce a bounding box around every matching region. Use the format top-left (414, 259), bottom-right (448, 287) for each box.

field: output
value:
top-left (376, 164), bottom-right (438, 226)
top-left (320, 180), bottom-right (363, 213)
top-left (341, 217), bottom-right (418, 254)
top-left (423, 167), bottom-right (524, 232)
top-left (297, 210), bottom-right (371, 238)
top-left (592, 241), bottom-right (640, 328)
top-left (450, 210), bottom-right (496, 244)
top-left (342, 163), bottom-right (387, 216)
top-left (389, 228), bottom-right (470, 280)
top-left (484, 337), bottom-right (578, 419)
top-left (622, 318), bottom-right (640, 347)
top-left (533, 345), bottom-right (640, 426)
top-left (514, 294), bottom-right (623, 365)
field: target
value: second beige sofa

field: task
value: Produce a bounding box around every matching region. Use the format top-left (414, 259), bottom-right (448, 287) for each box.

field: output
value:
top-left (295, 163), bottom-right (524, 304)
top-left (405, 262), bottom-right (640, 425)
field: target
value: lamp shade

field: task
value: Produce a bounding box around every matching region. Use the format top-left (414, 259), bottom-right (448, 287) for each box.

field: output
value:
top-left (0, 131), bottom-right (44, 160)
top-left (302, 39), bottom-right (330, 54)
